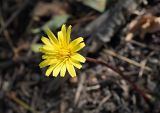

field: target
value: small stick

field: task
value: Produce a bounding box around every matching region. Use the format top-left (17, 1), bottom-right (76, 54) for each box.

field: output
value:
top-left (6, 92), bottom-right (39, 113)
top-left (104, 49), bottom-right (151, 71)
top-left (74, 73), bottom-right (86, 105)
top-left (0, 1), bottom-right (29, 34)
top-left (86, 57), bottom-right (150, 102)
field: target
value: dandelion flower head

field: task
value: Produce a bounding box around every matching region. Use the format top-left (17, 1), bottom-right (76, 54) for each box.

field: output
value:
top-left (39, 25), bottom-right (86, 77)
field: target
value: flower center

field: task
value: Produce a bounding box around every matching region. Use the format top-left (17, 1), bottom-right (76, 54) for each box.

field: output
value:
top-left (57, 48), bottom-right (71, 60)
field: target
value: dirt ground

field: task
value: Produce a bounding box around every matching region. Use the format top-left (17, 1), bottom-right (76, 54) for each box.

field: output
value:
top-left (0, 0), bottom-right (160, 113)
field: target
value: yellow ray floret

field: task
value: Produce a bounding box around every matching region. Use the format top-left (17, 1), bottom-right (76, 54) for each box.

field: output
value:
top-left (39, 24), bottom-right (86, 77)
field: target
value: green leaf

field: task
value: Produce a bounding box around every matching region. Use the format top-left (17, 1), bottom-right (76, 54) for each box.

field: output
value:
top-left (31, 14), bottom-right (70, 34)
top-left (82, 0), bottom-right (107, 12)
top-left (31, 44), bottom-right (43, 53)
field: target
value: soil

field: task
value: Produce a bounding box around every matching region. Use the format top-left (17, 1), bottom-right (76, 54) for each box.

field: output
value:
top-left (0, 0), bottom-right (160, 113)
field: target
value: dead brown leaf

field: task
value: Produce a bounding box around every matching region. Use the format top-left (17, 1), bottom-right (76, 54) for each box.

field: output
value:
top-left (32, 1), bottom-right (69, 21)
top-left (125, 14), bottom-right (160, 41)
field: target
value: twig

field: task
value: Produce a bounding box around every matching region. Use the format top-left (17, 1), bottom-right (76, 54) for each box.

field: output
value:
top-left (0, 13), bottom-right (17, 56)
top-left (97, 94), bottom-right (111, 111)
top-left (86, 84), bottom-right (100, 91)
top-left (74, 73), bottom-right (86, 105)
top-left (0, 1), bottom-right (28, 34)
top-left (6, 92), bottom-right (39, 113)
top-left (139, 51), bottom-right (155, 77)
top-left (86, 57), bottom-right (150, 102)
top-left (104, 49), bottom-right (152, 71)
top-left (127, 40), bottom-right (160, 51)
top-left (139, 59), bottom-right (147, 77)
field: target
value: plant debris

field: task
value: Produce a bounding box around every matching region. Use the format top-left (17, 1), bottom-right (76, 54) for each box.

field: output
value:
top-left (0, 0), bottom-right (160, 113)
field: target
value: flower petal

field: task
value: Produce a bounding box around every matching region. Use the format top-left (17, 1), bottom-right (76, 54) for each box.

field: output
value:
top-left (69, 37), bottom-right (83, 47)
top-left (72, 42), bottom-right (85, 52)
top-left (39, 59), bottom-right (58, 68)
top-left (41, 36), bottom-right (52, 46)
top-left (39, 48), bottom-right (57, 55)
top-left (71, 53), bottom-right (86, 63)
top-left (39, 47), bottom-right (52, 53)
top-left (69, 58), bottom-right (82, 69)
top-left (66, 25), bottom-right (71, 43)
top-left (42, 54), bottom-right (57, 59)
top-left (41, 45), bottom-right (56, 52)
top-left (58, 31), bottom-right (64, 45)
top-left (39, 60), bottom-right (50, 68)
top-left (66, 61), bottom-right (76, 77)
top-left (44, 28), bottom-right (58, 44)
top-left (48, 59), bottom-right (58, 65)
top-left (45, 65), bottom-right (55, 76)
top-left (60, 64), bottom-right (66, 77)
top-left (61, 24), bottom-right (66, 39)
top-left (45, 61), bottom-right (61, 76)
top-left (42, 55), bottom-right (47, 59)
top-left (52, 63), bottom-right (63, 77)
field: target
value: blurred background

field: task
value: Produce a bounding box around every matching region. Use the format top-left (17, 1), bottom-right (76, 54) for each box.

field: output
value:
top-left (0, 0), bottom-right (160, 113)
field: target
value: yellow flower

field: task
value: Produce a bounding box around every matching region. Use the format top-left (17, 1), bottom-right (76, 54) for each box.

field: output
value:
top-left (39, 25), bottom-right (86, 77)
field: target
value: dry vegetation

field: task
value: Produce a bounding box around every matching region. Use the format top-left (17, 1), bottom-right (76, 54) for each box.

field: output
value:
top-left (0, 0), bottom-right (160, 113)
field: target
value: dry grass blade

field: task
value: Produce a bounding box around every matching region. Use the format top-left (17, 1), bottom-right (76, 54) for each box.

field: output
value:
top-left (74, 73), bottom-right (86, 105)
top-left (6, 92), bottom-right (39, 113)
top-left (104, 49), bottom-right (152, 71)
top-left (86, 57), bottom-right (151, 102)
